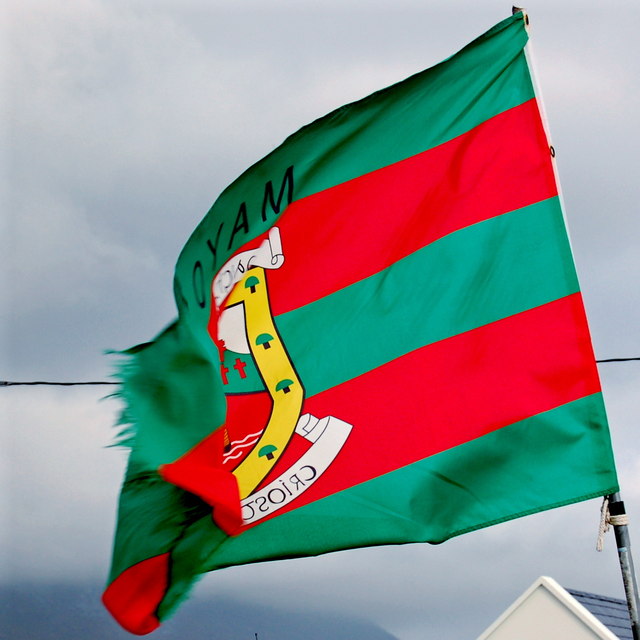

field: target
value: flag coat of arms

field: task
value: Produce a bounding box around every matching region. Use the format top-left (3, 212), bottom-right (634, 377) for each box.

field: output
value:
top-left (104, 12), bottom-right (618, 635)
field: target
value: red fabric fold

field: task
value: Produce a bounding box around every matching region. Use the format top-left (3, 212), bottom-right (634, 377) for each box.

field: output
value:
top-left (102, 553), bottom-right (169, 635)
top-left (160, 460), bottom-right (243, 536)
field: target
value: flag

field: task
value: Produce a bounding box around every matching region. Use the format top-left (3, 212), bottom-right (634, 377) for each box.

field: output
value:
top-left (104, 12), bottom-right (618, 635)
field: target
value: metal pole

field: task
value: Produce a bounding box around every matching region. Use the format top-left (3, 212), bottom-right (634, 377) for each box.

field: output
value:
top-left (609, 492), bottom-right (640, 640)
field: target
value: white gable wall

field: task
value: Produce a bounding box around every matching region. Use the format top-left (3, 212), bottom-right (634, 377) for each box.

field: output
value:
top-left (477, 577), bottom-right (619, 640)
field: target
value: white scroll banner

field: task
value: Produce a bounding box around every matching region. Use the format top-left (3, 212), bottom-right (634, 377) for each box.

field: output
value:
top-left (213, 227), bottom-right (285, 308)
top-left (240, 414), bottom-right (353, 525)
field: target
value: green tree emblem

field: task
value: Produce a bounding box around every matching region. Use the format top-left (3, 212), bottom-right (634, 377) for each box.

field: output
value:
top-left (258, 444), bottom-right (277, 461)
top-left (275, 379), bottom-right (294, 394)
top-left (245, 275), bottom-right (260, 293)
top-left (256, 333), bottom-right (274, 349)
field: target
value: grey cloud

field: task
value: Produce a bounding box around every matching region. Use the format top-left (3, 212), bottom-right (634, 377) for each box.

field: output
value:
top-left (3, 2), bottom-right (639, 639)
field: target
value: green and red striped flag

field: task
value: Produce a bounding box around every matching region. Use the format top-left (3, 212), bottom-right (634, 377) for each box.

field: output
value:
top-left (104, 12), bottom-right (618, 635)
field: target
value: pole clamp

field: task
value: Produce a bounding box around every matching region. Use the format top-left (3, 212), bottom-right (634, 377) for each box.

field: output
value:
top-left (597, 496), bottom-right (630, 551)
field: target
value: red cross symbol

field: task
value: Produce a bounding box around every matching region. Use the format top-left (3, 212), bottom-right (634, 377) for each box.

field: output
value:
top-left (233, 358), bottom-right (248, 379)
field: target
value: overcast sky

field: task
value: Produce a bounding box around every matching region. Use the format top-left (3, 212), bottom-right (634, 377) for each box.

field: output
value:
top-left (2, 1), bottom-right (640, 639)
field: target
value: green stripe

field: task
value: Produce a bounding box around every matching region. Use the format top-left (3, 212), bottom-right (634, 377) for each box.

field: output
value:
top-left (263, 20), bottom-right (531, 202)
top-left (278, 197), bottom-right (578, 397)
top-left (106, 468), bottom-right (217, 585)
top-left (160, 393), bottom-right (618, 618)
top-left (157, 394), bottom-right (617, 619)
top-left (119, 320), bottom-right (227, 468)
top-left (174, 14), bottom-right (532, 315)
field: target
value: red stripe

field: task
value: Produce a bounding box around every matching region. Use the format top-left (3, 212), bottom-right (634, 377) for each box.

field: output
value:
top-left (102, 554), bottom-right (168, 635)
top-left (247, 294), bottom-right (600, 525)
top-left (261, 98), bottom-right (557, 315)
top-left (160, 392), bottom-right (273, 469)
top-left (158, 393), bottom-right (273, 535)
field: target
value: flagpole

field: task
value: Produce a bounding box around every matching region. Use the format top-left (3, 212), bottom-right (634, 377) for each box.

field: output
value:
top-left (519, 4), bottom-right (639, 631)
top-left (608, 493), bottom-right (640, 640)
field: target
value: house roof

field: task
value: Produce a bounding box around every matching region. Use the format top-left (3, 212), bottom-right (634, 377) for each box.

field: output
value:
top-left (477, 577), bottom-right (633, 640)
top-left (567, 589), bottom-right (633, 640)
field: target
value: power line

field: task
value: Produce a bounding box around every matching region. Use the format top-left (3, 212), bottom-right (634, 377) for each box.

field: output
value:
top-left (1, 380), bottom-right (118, 387)
top-left (1, 357), bottom-right (639, 387)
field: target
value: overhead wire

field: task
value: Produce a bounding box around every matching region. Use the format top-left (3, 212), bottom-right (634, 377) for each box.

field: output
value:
top-left (1, 380), bottom-right (118, 386)
top-left (1, 357), bottom-right (639, 387)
